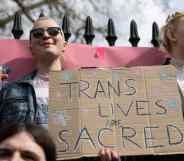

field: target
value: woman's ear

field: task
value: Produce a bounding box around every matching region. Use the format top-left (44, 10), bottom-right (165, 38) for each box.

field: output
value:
top-left (62, 41), bottom-right (68, 53)
top-left (29, 43), bottom-right (34, 56)
top-left (64, 41), bottom-right (67, 47)
top-left (166, 26), bottom-right (177, 43)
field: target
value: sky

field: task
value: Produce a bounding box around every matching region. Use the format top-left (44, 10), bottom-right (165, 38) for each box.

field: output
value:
top-left (91, 0), bottom-right (184, 46)
top-left (0, 0), bottom-right (184, 47)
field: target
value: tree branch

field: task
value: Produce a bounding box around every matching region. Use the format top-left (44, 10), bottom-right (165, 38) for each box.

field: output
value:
top-left (0, 0), bottom-right (47, 27)
top-left (13, 0), bottom-right (36, 22)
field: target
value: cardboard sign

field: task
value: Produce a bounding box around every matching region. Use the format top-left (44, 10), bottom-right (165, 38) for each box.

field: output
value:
top-left (48, 65), bottom-right (184, 160)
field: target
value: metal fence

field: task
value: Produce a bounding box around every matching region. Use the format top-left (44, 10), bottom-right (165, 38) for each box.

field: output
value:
top-left (12, 12), bottom-right (160, 47)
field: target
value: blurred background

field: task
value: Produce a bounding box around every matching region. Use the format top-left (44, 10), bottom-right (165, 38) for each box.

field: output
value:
top-left (0, 0), bottom-right (183, 46)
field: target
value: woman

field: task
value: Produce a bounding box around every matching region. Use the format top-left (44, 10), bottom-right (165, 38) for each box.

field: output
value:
top-left (161, 12), bottom-right (184, 96)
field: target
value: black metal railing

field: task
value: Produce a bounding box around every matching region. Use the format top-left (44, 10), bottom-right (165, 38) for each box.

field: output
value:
top-left (11, 12), bottom-right (160, 47)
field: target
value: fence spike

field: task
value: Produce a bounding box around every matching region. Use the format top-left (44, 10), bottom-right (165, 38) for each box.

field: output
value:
top-left (106, 18), bottom-right (117, 46)
top-left (12, 12), bottom-right (23, 39)
top-left (129, 20), bottom-right (140, 47)
top-left (151, 22), bottom-right (160, 47)
top-left (39, 11), bottom-right (45, 18)
top-left (84, 16), bottom-right (95, 44)
top-left (62, 14), bottom-right (71, 42)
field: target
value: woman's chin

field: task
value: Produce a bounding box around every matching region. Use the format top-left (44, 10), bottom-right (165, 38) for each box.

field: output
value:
top-left (44, 47), bottom-right (60, 57)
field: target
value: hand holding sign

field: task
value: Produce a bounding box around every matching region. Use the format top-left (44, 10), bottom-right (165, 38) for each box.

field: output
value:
top-left (99, 148), bottom-right (121, 161)
top-left (0, 65), bottom-right (10, 89)
top-left (0, 74), bottom-right (8, 81)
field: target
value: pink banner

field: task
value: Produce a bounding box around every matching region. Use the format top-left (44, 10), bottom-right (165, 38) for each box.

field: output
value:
top-left (0, 40), bottom-right (168, 81)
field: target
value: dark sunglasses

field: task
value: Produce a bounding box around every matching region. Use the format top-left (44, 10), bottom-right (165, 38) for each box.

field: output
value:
top-left (30, 27), bottom-right (61, 39)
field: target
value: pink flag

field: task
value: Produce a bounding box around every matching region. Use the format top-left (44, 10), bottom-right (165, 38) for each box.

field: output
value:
top-left (0, 40), bottom-right (168, 81)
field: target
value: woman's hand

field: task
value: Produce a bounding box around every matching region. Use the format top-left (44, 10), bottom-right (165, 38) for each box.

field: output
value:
top-left (0, 74), bottom-right (8, 81)
top-left (98, 148), bottom-right (121, 161)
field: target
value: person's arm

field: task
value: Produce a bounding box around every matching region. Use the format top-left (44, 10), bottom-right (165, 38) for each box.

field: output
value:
top-left (98, 148), bottom-right (121, 161)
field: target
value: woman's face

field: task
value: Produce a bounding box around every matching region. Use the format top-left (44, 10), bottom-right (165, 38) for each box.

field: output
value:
top-left (30, 18), bottom-right (65, 62)
top-left (171, 17), bottom-right (184, 58)
top-left (0, 132), bottom-right (46, 161)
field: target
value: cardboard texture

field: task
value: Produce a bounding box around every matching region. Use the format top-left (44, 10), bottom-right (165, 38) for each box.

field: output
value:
top-left (48, 65), bottom-right (184, 160)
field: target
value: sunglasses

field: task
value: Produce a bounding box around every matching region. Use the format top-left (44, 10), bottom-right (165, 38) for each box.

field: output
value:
top-left (30, 27), bottom-right (62, 39)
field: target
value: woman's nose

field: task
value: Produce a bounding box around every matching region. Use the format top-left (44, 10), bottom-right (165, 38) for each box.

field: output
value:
top-left (11, 152), bottom-right (24, 161)
top-left (42, 30), bottom-right (51, 40)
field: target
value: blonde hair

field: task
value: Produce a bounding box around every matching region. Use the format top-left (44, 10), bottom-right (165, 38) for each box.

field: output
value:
top-left (160, 12), bottom-right (184, 52)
